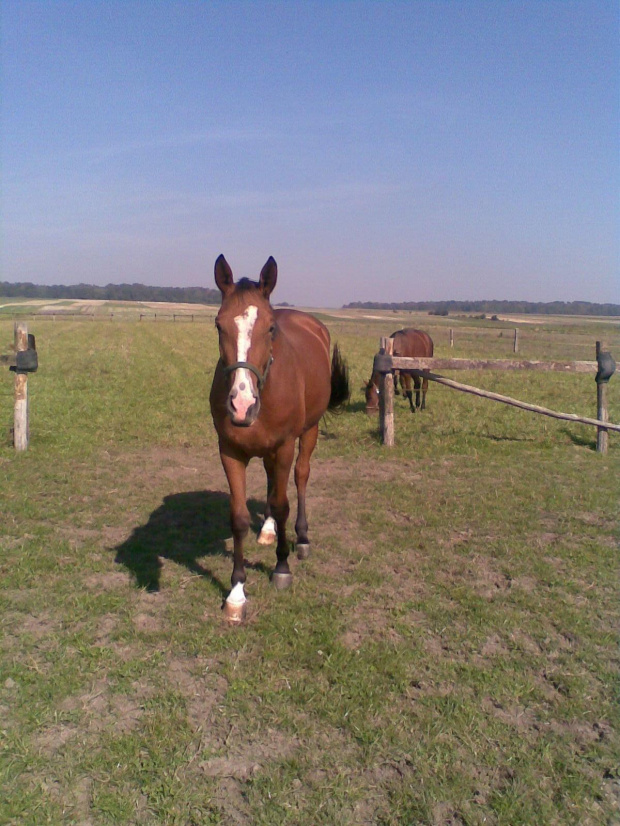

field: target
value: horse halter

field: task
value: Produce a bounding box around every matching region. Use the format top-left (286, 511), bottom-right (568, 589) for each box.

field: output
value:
top-left (222, 356), bottom-right (274, 391)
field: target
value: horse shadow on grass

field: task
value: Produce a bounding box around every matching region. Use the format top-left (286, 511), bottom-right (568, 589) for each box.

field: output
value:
top-left (346, 400), bottom-right (368, 415)
top-left (114, 490), bottom-right (270, 596)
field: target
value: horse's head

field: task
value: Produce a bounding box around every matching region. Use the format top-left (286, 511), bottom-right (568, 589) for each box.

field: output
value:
top-left (363, 374), bottom-right (380, 415)
top-left (214, 255), bottom-right (277, 427)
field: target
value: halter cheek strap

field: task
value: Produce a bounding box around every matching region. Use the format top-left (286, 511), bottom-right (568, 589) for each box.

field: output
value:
top-left (222, 356), bottom-right (273, 390)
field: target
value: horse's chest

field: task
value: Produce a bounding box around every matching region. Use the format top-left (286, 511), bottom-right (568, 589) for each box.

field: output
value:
top-left (220, 420), bottom-right (290, 457)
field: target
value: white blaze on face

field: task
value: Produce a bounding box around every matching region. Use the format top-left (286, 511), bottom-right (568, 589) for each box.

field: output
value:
top-left (229, 305), bottom-right (259, 419)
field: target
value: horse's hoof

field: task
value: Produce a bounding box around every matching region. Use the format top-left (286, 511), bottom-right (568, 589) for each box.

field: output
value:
top-left (296, 543), bottom-right (311, 560)
top-left (223, 600), bottom-right (247, 624)
top-left (257, 531), bottom-right (276, 546)
top-left (271, 572), bottom-right (293, 590)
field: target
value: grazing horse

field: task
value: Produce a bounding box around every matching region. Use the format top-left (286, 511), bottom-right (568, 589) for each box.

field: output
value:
top-left (364, 328), bottom-right (434, 414)
top-left (209, 255), bottom-right (350, 622)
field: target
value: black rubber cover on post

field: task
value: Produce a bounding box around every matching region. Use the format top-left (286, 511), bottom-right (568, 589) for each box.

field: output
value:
top-left (10, 349), bottom-right (38, 374)
top-left (595, 351), bottom-right (615, 384)
top-left (373, 353), bottom-right (394, 374)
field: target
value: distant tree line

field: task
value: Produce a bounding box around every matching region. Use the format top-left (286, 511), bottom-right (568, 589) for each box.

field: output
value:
top-left (1, 282), bottom-right (618, 316)
top-left (344, 299), bottom-right (620, 317)
top-left (0, 281), bottom-right (222, 305)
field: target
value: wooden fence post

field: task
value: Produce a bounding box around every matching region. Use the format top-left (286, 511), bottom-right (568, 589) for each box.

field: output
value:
top-left (13, 322), bottom-right (29, 452)
top-left (595, 341), bottom-right (615, 455)
top-left (379, 337), bottom-right (395, 447)
top-left (450, 329), bottom-right (454, 348)
top-left (513, 329), bottom-right (519, 353)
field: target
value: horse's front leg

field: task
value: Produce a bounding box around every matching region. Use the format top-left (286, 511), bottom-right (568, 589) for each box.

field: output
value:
top-left (257, 460), bottom-right (276, 546)
top-left (267, 440), bottom-right (295, 589)
top-left (220, 449), bottom-right (250, 623)
top-left (294, 424), bottom-right (319, 559)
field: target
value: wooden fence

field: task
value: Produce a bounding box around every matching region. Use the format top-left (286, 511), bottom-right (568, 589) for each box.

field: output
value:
top-left (374, 337), bottom-right (617, 454)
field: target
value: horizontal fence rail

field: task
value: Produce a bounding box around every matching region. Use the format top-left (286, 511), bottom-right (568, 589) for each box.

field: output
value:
top-left (386, 356), bottom-right (598, 373)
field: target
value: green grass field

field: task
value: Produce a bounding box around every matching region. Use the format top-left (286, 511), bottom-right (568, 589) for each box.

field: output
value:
top-left (1, 311), bottom-right (618, 825)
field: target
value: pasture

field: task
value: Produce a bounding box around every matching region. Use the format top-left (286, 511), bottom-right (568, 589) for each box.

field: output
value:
top-left (1, 308), bottom-right (619, 825)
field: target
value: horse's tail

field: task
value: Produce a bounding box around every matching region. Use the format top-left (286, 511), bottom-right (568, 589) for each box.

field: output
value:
top-left (328, 344), bottom-right (350, 411)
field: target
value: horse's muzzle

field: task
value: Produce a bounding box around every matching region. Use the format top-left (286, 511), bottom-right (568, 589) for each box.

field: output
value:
top-left (227, 394), bottom-right (261, 426)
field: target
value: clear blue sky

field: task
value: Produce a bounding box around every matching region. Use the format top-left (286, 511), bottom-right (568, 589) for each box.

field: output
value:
top-left (2, 1), bottom-right (618, 307)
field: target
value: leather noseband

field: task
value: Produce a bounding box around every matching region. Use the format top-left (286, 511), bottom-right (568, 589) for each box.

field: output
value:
top-left (222, 357), bottom-right (273, 391)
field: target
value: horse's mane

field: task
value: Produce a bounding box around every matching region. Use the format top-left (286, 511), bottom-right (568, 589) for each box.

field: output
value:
top-left (235, 277), bottom-right (261, 292)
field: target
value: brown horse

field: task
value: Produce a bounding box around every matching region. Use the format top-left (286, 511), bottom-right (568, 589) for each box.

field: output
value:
top-left (364, 328), bottom-right (434, 414)
top-left (209, 255), bottom-right (350, 622)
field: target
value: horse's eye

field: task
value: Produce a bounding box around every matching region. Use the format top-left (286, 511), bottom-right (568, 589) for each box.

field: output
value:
top-left (269, 324), bottom-right (275, 335)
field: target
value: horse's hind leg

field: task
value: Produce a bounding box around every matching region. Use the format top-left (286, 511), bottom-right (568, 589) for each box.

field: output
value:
top-left (421, 374), bottom-right (428, 410)
top-left (257, 462), bottom-right (276, 545)
top-left (268, 440), bottom-right (296, 588)
top-left (403, 374), bottom-right (415, 412)
top-left (294, 424), bottom-right (319, 559)
top-left (413, 375), bottom-right (422, 409)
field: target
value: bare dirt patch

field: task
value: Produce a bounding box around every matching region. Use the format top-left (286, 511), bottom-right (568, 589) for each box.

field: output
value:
top-left (35, 723), bottom-right (79, 757)
top-left (166, 656), bottom-right (229, 737)
top-left (82, 571), bottom-right (129, 591)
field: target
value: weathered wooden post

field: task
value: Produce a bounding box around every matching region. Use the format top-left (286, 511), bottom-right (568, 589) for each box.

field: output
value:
top-left (2, 323), bottom-right (38, 450)
top-left (513, 328), bottom-right (519, 353)
top-left (449, 328), bottom-right (454, 348)
top-left (595, 342), bottom-right (615, 455)
top-left (13, 323), bottom-right (29, 451)
top-left (378, 337), bottom-right (395, 447)
top-left (8, 325), bottom-right (37, 453)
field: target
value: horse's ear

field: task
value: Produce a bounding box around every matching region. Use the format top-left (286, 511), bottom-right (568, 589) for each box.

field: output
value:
top-left (259, 257), bottom-right (277, 298)
top-left (214, 255), bottom-right (234, 296)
